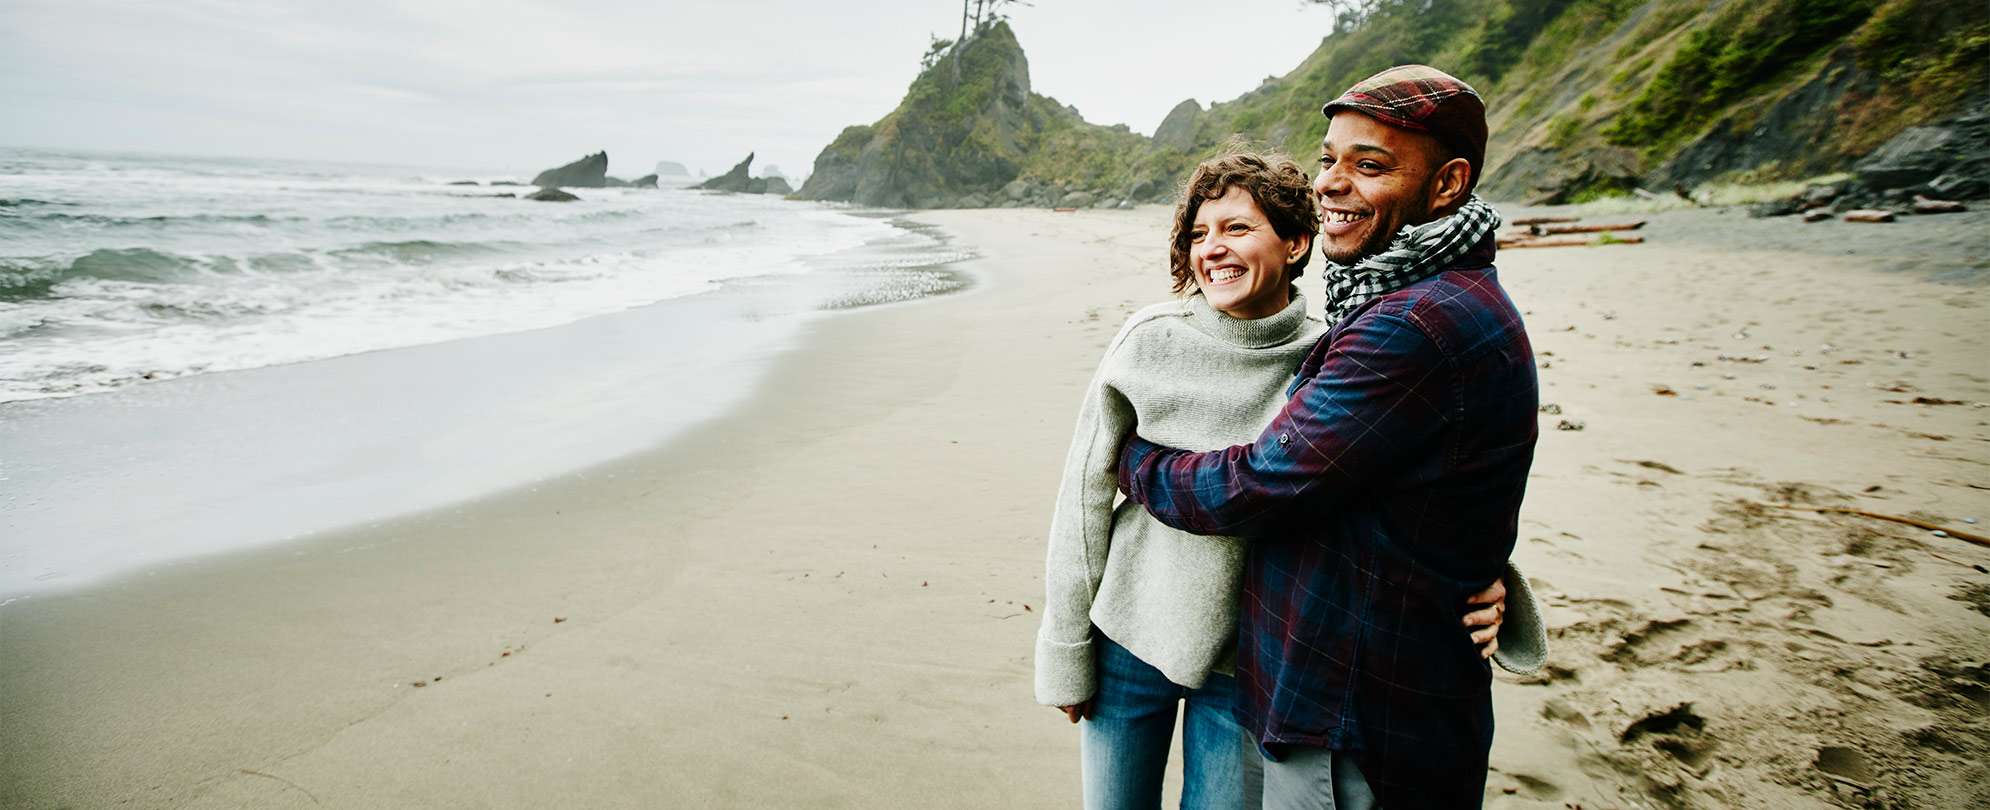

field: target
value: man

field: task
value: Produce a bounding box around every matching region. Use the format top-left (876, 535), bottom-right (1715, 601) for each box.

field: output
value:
top-left (1115, 65), bottom-right (1538, 809)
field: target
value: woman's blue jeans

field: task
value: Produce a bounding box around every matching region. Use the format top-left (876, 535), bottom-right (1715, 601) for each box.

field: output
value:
top-left (1080, 633), bottom-right (1247, 810)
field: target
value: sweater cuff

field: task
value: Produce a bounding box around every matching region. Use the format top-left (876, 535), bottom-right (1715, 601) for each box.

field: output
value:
top-left (1491, 559), bottom-right (1549, 676)
top-left (1033, 634), bottom-right (1097, 707)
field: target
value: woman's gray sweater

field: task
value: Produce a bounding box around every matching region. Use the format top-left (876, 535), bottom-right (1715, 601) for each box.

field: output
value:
top-left (1034, 290), bottom-right (1545, 708)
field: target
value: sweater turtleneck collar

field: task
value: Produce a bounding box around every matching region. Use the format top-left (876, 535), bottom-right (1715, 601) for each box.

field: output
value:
top-left (1183, 285), bottom-right (1311, 349)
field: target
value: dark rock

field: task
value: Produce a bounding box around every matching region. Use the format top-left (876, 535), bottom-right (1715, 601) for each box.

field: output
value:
top-left (1929, 173), bottom-right (1989, 199)
top-left (695, 153), bottom-right (758, 192)
top-left (1748, 198), bottom-right (1804, 218)
top-left (1506, 146), bottom-right (1641, 205)
top-left (491, 181), bottom-right (523, 186)
top-left (632, 174), bottom-right (659, 189)
top-left (762, 176), bottom-right (793, 195)
top-left (1059, 190), bottom-right (1097, 208)
top-left (447, 180), bottom-right (481, 186)
top-left (1153, 99), bottom-right (1203, 152)
top-left (600, 176), bottom-right (631, 188)
top-left (525, 188), bottom-right (580, 202)
top-left (1857, 127), bottom-right (1962, 189)
top-left (530, 152), bottom-right (610, 188)
top-left (1801, 182), bottom-right (1845, 206)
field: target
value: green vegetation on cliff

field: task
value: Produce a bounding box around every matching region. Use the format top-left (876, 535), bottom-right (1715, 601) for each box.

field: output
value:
top-left (1188, 0), bottom-right (1985, 200)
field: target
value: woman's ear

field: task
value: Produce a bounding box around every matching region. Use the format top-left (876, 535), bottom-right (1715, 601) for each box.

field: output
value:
top-left (1288, 233), bottom-right (1312, 264)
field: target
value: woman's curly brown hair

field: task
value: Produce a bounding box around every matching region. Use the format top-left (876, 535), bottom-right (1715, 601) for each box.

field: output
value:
top-left (1168, 147), bottom-right (1319, 296)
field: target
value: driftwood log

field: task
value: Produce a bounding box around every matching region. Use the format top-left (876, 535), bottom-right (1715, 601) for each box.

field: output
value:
top-left (1843, 209), bottom-right (1897, 223)
top-left (1538, 221), bottom-right (1646, 235)
top-left (1754, 503), bottom-right (1990, 547)
top-left (1511, 216), bottom-right (1580, 226)
top-left (1503, 235), bottom-right (1645, 249)
top-left (1911, 195), bottom-right (1967, 214)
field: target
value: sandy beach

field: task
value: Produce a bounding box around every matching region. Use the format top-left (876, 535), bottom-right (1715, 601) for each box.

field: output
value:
top-left (3, 203), bottom-right (1987, 808)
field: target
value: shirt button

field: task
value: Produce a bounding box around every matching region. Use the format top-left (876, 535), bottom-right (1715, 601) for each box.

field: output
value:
top-left (1278, 433), bottom-right (1290, 444)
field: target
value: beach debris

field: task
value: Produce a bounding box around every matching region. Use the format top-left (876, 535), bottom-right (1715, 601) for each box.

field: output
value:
top-left (1843, 209), bottom-right (1896, 223)
top-left (1803, 210), bottom-right (1833, 222)
top-left (553, 617), bottom-right (567, 623)
top-left (1556, 420), bottom-right (1586, 431)
top-left (1653, 385), bottom-right (1677, 396)
top-left (1539, 403), bottom-right (1562, 414)
top-left (1911, 195), bottom-right (1966, 214)
top-left (412, 680), bottom-right (428, 687)
top-left (1511, 216), bottom-right (1580, 226)
top-left (1052, 207), bottom-right (1077, 213)
top-left (1536, 220), bottom-right (1645, 235)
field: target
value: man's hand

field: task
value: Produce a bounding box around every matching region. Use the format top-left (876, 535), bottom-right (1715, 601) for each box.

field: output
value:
top-left (1462, 577), bottom-right (1507, 659)
top-left (1058, 699), bottom-right (1093, 724)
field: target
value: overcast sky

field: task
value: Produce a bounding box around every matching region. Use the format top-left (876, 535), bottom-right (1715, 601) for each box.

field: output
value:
top-left (0, 0), bottom-right (1336, 179)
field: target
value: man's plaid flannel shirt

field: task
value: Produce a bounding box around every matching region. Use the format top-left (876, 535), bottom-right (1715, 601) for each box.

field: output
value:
top-left (1117, 255), bottom-right (1538, 809)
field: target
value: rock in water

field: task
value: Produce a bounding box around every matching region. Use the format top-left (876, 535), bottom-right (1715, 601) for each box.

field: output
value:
top-left (762, 176), bottom-right (793, 195)
top-left (524, 188), bottom-right (580, 202)
top-left (653, 160), bottom-right (690, 177)
top-left (632, 174), bottom-right (659, 189)
top-left (530, 152), bottom-right (610, 188)
top-left (694, 154), bottom-right (757, 192)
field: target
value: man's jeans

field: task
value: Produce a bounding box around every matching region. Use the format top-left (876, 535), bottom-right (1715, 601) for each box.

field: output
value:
top-left (1080, 633), bottom-right (1247, 810)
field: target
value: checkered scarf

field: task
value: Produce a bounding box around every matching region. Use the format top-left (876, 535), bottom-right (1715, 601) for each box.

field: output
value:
top-left (1320, 195), bottom-right (1501, 324)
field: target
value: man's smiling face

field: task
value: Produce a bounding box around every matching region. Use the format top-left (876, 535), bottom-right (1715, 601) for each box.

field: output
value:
top-left (1313, 111), bottom-right (1457, 265)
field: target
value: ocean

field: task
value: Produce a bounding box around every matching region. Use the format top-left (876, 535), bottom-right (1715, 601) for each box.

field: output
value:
top-left (0, 148), bottom-right (973, 598)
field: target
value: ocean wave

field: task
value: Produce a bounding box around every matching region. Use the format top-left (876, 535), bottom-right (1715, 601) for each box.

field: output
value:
top-left (329, 239), bottom-right (509, 265)
top-left (10, 211), bottom-right (294, 227)
top-left (0, 198), bottom-right (77, 208)
top-left (0, 248), bottom-right (210, 301)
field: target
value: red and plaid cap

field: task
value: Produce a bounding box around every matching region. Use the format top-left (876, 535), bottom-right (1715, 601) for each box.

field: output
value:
top-left (1322, 65), bottom-right (1487, 187)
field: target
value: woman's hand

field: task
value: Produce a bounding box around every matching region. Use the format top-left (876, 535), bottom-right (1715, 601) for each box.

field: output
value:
top-left (1058, 699), bottom-right (1093, 724)
top-left (1462, 577), bottom-right (1507, 659)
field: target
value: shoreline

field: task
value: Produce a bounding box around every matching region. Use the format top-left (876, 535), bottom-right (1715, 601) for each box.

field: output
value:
top-left (0, 211), bottom-right (974, 599)
top-left (2, 203), bottom-right (1985, 807)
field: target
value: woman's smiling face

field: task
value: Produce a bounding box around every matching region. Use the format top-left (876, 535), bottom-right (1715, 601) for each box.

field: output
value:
top-left (1189, 186), bottom-right (1308, 321)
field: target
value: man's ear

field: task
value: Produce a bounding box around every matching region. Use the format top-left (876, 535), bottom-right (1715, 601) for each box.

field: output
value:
top-left (1429, 157), bottom-right (1473, 213)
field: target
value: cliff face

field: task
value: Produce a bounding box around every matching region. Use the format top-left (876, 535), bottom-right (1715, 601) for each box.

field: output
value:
top-left (795, 23), bottom-right (1157, 209)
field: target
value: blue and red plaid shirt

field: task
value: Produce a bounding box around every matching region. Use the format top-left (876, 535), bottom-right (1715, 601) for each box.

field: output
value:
top-left (1117, 260), bottom-right (1537, 809)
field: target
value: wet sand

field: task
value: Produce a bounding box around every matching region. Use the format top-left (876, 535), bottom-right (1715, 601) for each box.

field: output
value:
top-left (1, 204), bottom-right (1985, 808)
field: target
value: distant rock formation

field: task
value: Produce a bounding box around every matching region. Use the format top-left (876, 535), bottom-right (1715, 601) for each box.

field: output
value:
top-left (530, 152), bottom-right (610, 188)
top-left (794, 22), bottom-right (1160, 209)
top-left (696, 153), bottom-right (757, 192)
top-left (654, 161), bottom-right (690, 177)
top-left (524, 188), bottom-right (580, 202)
top-left (692, 153), bottom-right (791, 194)
top-left (632, 174), bottom-right (659, 188)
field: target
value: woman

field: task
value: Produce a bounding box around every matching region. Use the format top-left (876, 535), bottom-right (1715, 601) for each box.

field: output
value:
top-left (1034, 149), bottom-right (1541, 809)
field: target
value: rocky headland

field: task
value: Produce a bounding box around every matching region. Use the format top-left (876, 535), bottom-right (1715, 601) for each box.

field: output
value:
top-left (794, 0), bottom-right (1986, 210)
